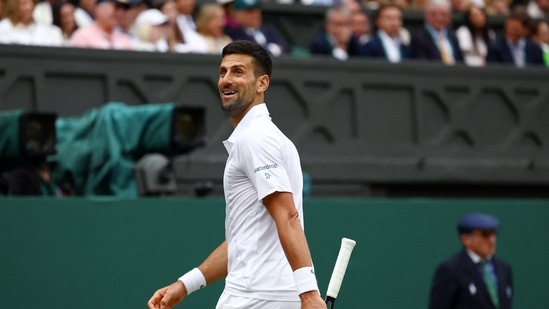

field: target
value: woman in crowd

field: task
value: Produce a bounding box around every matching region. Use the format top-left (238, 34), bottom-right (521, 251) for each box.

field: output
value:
top-left (52, 1), bottom-right (78, 46)
top-left (195, 3), bottom-right (232, 53)
top-left (456, 5), bottom-right (496, 66)
top-left (0, 0), bottom-right (63, 46)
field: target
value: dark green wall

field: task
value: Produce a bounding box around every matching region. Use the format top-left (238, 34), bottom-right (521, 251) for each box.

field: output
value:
top-left (1, 198), bottom-right (548, 308)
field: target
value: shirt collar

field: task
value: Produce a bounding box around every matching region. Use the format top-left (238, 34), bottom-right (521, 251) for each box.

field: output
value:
top-left (506, 38), bottom-right (526, 49)
top-left (466, 249), bottom-right (492, 264)
top-left (223, 103), bottom-right (269, 153)
top-left (425, 24), bottom-right (447, 37)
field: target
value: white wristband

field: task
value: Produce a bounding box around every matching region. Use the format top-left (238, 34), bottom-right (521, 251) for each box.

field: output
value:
top-left (293, 266), bottom-right (319, 295)
top-left (178, 268), bottom-right (207, 295)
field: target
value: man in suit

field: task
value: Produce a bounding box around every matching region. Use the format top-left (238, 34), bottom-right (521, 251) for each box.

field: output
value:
top-left (486, 11), bottom-right (544, 67)
top-left (360, 4), bottom-right (410, 63)
top-left (309, 6), bottom-right (361, 60)
top-left (410, 0), bottom-right (463, 65)
top-left (428, 213), bottom-right (513, 309)
top-left (224, 0), bottom-right (291, 56)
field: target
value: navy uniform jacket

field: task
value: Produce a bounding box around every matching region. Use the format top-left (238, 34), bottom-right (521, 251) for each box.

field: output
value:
top-left (410, 27), bottom-right (464, 63)
top-left (429, 250), bottom-right (513, 309)
top-left (360, 32), bottom-right (411, 61)
top-left (486, 38), bottom-right (544, 66)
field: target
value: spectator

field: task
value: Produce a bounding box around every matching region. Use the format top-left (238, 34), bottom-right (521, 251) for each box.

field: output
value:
top-left (217, 0), bottom-right (239, 33)
top-left (195, 3), bottom-right (232, 54)
top-left (74, 0), bottom-right (96, 27)
top-left (410, 0), bottom-right (464, 65)
top-left (428, 213), bottom-right (513, 309)
top-left (114, 0), bottom-right (143, 44)
top-left (226, 0), bottom-right (291, 56)
top-left (350, 10), bottom-right (371, 48)
top-left (486, 11), bottom-right (544, 66)
top-left (156, 0), bottom-right (186, 51)
top-left (310, 6), bottom-right (361, 60)
top-left (456, 5), bottom-right (496, 66)
top-left (527, 0), bottom-right (549, 18)
top-left (33, 0), bottom-right (56, 25)
top-left (52, 1), bottom-right (79, 45)
top-left (133, 8), bottom-right (170, 51)
top-left (529, 19), bottom-right (549, 66)
top-left (0, 0), bottom-right (63, 46)
top-left (361, 4), bottom-right (411, 62)
top-left (172, 0), bottom-right (208, 52)
top-left (70, 0), bottom-right (134, 50)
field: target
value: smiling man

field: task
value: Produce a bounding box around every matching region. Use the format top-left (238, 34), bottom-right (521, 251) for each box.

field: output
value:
top-left (147, 40), bottom-right (326, 309)
top-left (428, 213), bottom-right (513, 309)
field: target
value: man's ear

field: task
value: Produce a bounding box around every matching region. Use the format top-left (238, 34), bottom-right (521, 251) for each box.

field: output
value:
top-left (256, 75), bottom-right (269, 93)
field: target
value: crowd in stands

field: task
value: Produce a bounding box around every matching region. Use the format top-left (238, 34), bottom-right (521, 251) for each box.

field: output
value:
top-left (0, 0), bottom-right (547, 67)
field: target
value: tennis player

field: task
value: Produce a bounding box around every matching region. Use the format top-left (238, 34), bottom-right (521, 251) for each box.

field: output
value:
top-left (147, 40), bottom-right (326, 309)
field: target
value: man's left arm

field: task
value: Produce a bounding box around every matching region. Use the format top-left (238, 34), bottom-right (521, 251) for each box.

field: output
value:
top-left (263, 191), bottom-right (327, 309)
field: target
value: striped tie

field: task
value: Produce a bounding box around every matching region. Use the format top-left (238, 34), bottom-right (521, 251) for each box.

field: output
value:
top-left (481, 261), bottom-right (500, 308)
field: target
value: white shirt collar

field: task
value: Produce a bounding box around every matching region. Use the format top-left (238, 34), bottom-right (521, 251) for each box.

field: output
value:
top-left (223, 103), bottom-right (269, 152)
top-left (466, 249), bottom-right (492, 264)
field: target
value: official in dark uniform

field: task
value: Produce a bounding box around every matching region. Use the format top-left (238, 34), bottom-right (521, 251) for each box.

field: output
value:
top-left (428, 213), bottom-right (513, 309)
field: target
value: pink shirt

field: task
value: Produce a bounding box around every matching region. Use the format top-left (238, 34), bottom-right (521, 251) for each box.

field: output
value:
top-left (70, 23), bottom-right (134, 50)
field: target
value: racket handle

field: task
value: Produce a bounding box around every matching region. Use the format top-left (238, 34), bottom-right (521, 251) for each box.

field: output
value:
top-left (326, 238), bottom-right (356, 300)
top-left (325, 296), bottom-right (336, 308)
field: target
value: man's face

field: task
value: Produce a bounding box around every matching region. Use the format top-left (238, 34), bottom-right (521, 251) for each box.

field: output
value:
top-left (505, 18), bottom-right (525, 44)
top-left (235, 8), bottom-right (261, 29)
top-left (461, 229), bottom-right (497, 259)
top-left (326, 11), bottom-right (351, 43)
top-left (350, 12), bottom-right (370, 38)
top-left (425, 5), bottom-right (450, 31)
top-left (377, 7), bottom-right (402, 38)
top-left (19, 0), bottom-right (34, 24)
top-left (218, 54), bottom-right (260, 116)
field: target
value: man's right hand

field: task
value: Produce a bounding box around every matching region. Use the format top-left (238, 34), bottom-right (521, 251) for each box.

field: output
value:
top-left (147, 281), bottom-right (187, 309)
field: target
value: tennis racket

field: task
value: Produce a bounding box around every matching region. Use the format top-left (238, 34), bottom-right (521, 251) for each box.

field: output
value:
top-left (325, 237), bottom-right (356, 308)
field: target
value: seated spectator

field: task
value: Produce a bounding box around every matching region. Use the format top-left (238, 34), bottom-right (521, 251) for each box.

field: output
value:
top-left (195, 3), bottom-right (232, 54)
top-left (361, 4), bottom-right (411, 62)
top-left (486, 11), bottom-right (544, 66)
top-left (410, 0), bottom-right (464, 65)
top-left (70, 0), bottom-right (134, 50)
top-left (74, 0), bottom-right (96, 28)
top-left (133, 8), bottom-right (170, 51)
top-left (217, 0), bottom-right (239, 33)
top-left (171, 0), bottom-right (209, 52)
top-left (156, 0), bottom-right (185, 51)
top-left (456, 5), bottom-right (496, 66)
top-left (226, 0), bottom-right (291, 56)
top-left (0, 0), bottom-right (63, 46)
top-left (527, 0), bottom-right (549, 18)
top-left (115, 0), bottom-right (143, 41)
top-left (350, 10), bottom-right (372, 48)
top-left (33, 0), bottom-right (56, 25)
top-left (52, 1), bottom-right (79, 45)
top-left (310, 6), bottom-right (361, 60)
top-left (529, 19), bottom-right (549, 66)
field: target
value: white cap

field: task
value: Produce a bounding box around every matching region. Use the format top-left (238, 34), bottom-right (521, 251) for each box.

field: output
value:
top-left (135, 9), bottom-right (168, 26)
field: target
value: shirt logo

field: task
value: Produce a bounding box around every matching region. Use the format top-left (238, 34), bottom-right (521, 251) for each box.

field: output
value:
top-left (265, 173), bottom-right (271, 179)
top-left (254, 163), bottom-right (278, 173)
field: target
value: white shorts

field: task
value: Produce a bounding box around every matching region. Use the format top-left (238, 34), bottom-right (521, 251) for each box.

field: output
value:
top-left (215, 292), bottom-right (301, 309)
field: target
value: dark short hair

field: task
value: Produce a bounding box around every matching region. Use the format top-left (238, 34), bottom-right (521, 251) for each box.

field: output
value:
top-left (222, 40), bottom-right (272, 78)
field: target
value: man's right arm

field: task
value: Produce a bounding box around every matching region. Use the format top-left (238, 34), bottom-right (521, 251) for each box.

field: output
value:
top-left (147, 241), bottom-right (228, 309)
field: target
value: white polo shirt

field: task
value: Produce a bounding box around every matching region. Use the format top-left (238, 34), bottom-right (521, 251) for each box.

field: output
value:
top-left (222, 103), bottom-right (304, 301)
